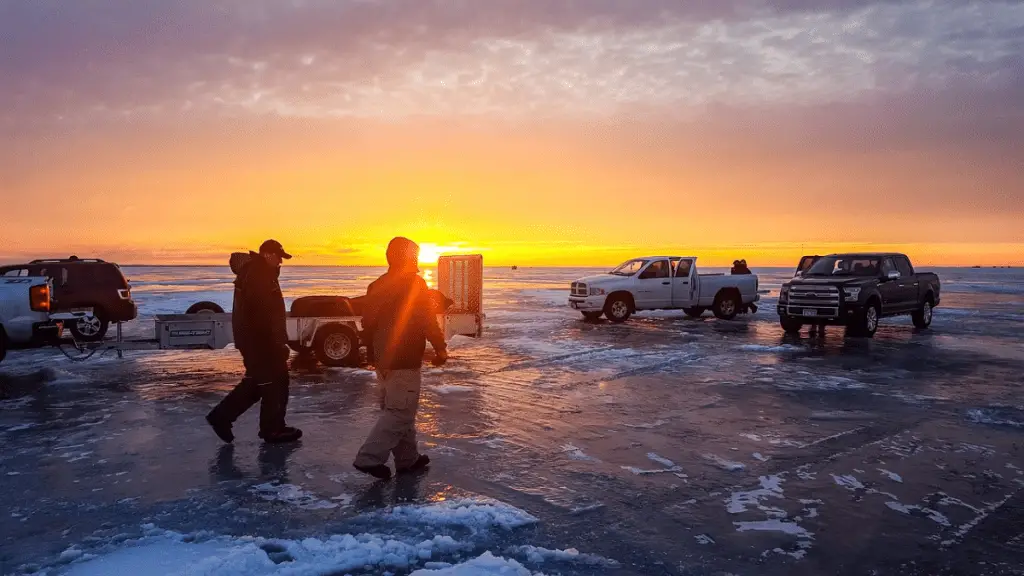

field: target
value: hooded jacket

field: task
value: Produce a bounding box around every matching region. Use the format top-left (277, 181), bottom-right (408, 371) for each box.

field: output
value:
top-left (229, 252), bottom-right (289, 365)
top-left (362, 238), bottom-right (447, 370)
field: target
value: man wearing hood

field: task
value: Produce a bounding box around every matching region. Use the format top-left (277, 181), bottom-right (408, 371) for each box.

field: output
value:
top-left (206, 239), bottom-right (302, 444)
top-left (353, 237), bottom-right (447, 479)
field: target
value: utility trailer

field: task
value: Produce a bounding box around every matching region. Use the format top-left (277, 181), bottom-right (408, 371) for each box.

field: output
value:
top-left (68, 255), bottom-right (485, 367)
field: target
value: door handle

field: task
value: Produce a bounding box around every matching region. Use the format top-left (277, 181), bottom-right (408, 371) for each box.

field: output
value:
top-left (662, 282), bottom-right (670, 285)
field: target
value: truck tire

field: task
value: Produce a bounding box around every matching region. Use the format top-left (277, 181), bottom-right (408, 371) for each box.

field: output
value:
top-left (186, 301), bottom-right (225, 314)
top-left (683, 307), bottom-right (705, 318)
top-left (581, 311), bottom-right (603, 322)
top-left (314, 324), bottom-right (361, 367)
top-left (911, 297), bottom-right (933, 329)
top-left (780, 316), bottom-right (803, 334)
top-left (70, 313), bottom-right (108, 342)
top-left (604, 295), bottom-right (633, 323)
top-left (712, 291), bottom-right (740, 320)
top-left (851, 300), bottom-right (880, 338)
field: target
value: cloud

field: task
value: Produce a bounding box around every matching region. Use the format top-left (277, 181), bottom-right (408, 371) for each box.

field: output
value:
top-left (2, 0), bottom-right (1023, 126)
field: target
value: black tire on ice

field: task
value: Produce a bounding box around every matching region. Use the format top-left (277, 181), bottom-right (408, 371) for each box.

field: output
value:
top-left (911, 296), bottom-right (933, 329)
top-left (604, 295), bottom-right (633, 323)
top-left (712, 291), bottom-right (740, 320)
top-left (0, 328), bottom-right (7, 365)
top-left (314, 324), bottom-right (361, 367)
top-left (851, 300), bottom-right (880, 338)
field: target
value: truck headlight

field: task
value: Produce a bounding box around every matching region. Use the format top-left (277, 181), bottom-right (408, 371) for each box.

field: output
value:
top-left (844, 287), bottom-right (861, 300)
top-left (780, 286), bottom-right (789, 300)
top-left (589, 287), bottom-right (605, 296)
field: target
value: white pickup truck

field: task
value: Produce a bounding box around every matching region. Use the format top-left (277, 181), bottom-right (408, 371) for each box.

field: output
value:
top-left (568, 256), bottom-right (759, 322)
top-left (0, 276), bottom-right (62, 364)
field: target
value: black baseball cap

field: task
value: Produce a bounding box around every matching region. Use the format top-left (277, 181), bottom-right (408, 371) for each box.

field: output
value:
top-left (259, 239), bottom-right (292, 259)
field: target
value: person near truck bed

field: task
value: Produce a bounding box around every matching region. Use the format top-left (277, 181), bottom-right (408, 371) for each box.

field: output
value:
top-left (206, 240), bottom-right (302, 444)
top-left (730, 260), bottom-right (758, 313)
top-left (353, 237), bottom-right (448, 480)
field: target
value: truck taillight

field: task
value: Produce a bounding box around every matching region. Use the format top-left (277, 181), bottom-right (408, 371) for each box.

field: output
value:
top-left (30, 284), bottom-right (51, 312)
top-left (118, 288), bottom-right (131, 300)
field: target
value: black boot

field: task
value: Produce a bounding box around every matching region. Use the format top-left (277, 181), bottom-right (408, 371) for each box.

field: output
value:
top-left (206, 413), bottom-right (234, 443)
top-left (259, 427), bottom-right (303, 444)
top-left (354, 463), bottom-right (392, 480)
top-left (397, 455), bottom-right (430, 474)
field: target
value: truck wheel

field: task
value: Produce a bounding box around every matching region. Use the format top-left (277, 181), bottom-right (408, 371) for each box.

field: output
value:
top-left (911, 298), bottom-right (933, 329)
top-left (581, 311), bottom-right (603, 322)
top-left (780, 316), bottom-right (803, 334)
top-left (186, 301), bottom-right (225, 314)
top-left (604, 295), bottom-right (633, 323)
top-left (852, 301), bottom-right (880, 337)
top-left (314, 324), bottom-right (360, 367)
top-left (683, 307), bottom-right (705, 318)
top-left (70, 314), bottom-right (108, 342)
top-left (712, 293), bottom-right (740, 320)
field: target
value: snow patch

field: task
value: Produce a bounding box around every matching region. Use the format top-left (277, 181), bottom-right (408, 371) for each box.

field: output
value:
top-left (508, 545), bottom-right (618, 567)
top-left (624, 420), bottom-right (666, 429)
top-left (831, 474), bottom-right (865, 490)
top-left (431, 385), bottom-right (474, 395)
top-left (703, 454), bottom-right (746, 471)
top-left (878, 469), bottom-right (903, 483)
top-left (752, 452), bottom-right (770, 462)
top-left (560, 444), bottom-right (598, 462)
top-left (646, 452), bottom-right (675, 467)
top-left (378, 498), bottom-right (539, 532)
top-left (621, 466), bottom-right (683, 476)
top-left (885, 502), bottom-right (951, 527)
top-left (735, 519), bottom-right (811, 537)
top-left (694, 534), bottom-right (715, 545)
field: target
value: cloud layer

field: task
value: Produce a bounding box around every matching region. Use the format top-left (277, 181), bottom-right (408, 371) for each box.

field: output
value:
top-left (3, 0), bottom-right (1023, 123)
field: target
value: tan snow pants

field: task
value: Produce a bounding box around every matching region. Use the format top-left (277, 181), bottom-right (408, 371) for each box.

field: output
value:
top-left (353, 369), bottom-right (422, 469)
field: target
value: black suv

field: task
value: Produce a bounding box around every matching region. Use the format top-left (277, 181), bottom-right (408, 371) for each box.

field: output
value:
top-left (0, 257), bottom-right (137, 341)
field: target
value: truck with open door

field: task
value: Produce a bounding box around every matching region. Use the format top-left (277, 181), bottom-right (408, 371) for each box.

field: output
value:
top-left (62, 255), bottom-right (486, 367)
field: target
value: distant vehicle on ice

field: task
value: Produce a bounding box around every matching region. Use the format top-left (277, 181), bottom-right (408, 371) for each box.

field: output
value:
top-left (568, 256), bottom-right (760, 322)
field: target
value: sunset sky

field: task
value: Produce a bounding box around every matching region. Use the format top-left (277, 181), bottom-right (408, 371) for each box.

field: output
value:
top-left (1, 0), bottom-right (1022, 267)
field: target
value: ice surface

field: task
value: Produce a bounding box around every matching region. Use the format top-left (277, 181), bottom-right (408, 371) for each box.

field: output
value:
top-left (735, 519), bottom-right (811, 537)
top-left (249, 482), bottom-right (339, 510)
top-left (621, 465), bottom-right (683, 475)
top-left (726, 475), bottom-right (784, 514)
top-left (561, 444), bottom-right (598, 462)
top-left (739, 344), bottom-right (804, 353)
top-left (508, 545), bottom-right (618, 566)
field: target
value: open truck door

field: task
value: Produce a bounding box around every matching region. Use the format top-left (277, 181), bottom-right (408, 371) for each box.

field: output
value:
top-left (795, 255), bottom-right (821, 278)
top-left (437, 254), bottom-right (484, 339)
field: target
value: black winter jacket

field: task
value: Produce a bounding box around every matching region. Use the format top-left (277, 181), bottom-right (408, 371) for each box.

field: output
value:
top-left (229, 252), bottom-right (289, 365)
top-left (362, 270), bottom-right (447, 370)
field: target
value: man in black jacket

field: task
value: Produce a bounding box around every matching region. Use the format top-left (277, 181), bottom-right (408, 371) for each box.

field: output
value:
top-left (353, 237), bottom-right (447, 479)
top-left (206, 240), bottom-right (302, 444)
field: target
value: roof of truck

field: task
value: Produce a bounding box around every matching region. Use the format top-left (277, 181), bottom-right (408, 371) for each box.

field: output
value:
top-left (824, 252), bottom-right (907, 258)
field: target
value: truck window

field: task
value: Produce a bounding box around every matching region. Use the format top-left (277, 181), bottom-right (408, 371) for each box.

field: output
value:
top-left (881, 258), bottom-right (899, 277)
top-left (640, 260), bottom-right (671, 280)
top-left (895, 257), bottom-right (914, 277)
top-left (0, 268), bottom-right (28, 277)
top-left (610, 259), bottom-right (648, 276)
top-left (675, 259), bottom-right (693, 278)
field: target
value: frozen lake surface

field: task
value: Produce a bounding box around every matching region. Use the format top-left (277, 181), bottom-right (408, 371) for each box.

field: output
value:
top-left (2, 265), bottom-right (1023, 575)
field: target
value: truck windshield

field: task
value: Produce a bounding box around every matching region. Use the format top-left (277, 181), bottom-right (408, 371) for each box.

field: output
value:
top-left (609, 259), bottom-right (649, 276)
top-left (805, 256), bottom-right (881, 277)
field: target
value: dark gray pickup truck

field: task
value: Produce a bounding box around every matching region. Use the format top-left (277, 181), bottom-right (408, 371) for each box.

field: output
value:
top-left (777, 253), bottom-right (941, 337)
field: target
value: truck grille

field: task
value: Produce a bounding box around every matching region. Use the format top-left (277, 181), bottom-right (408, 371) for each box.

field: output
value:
top-left (787, 285), bottom-right (840, 316)
top-left (570, 282), bottom-right (588, 297)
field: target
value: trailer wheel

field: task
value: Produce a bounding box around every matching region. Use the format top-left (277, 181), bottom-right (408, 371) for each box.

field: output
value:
top-left (186, 301), bottom-right (225, 314)
top-left (314, 324), bottom-right (360, 367)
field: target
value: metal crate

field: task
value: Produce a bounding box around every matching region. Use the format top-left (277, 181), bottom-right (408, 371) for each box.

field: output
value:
top-left (155, 314), bottom-right (234, 350)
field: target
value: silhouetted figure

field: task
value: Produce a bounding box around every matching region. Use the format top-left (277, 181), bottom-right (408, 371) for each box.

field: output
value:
top-left (353, 237), bottom-right (448, 480)
top-left (206, 240), bottom-right (302, 444)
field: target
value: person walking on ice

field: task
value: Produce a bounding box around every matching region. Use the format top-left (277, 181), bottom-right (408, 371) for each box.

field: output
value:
top-left (353, 237), bottom-right (448, 479)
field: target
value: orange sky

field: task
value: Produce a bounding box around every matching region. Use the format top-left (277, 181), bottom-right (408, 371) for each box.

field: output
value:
top-left (1, 2), bottom-right (1022, 267)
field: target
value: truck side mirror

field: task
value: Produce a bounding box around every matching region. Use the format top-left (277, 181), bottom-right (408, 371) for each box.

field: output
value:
top-left (886, 271), bottom-right (900, 280)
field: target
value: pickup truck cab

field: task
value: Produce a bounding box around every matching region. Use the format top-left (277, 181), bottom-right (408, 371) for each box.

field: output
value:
top-left (778, 252), bottom-right (941, 337)
top-left (568, 256), bottom-right (760, 322)
top-left (0, 276), bottom-right (62, 364)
